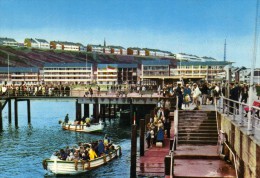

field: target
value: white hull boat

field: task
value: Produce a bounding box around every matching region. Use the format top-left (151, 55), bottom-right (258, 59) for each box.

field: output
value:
top-left (61, 121), bottom-right (104, 133)
top-left (43, 144), bottom-right (121, 175)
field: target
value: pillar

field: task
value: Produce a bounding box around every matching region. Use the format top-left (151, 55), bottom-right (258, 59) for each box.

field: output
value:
top-left (14, 99), bottom-right (18, 128)
top-left (84, 104), bottom-right (89, 118)
top-left (164, 155), bottom-right (173, 176)
top-left (140, 119), bottom-right (145, 156)
top-left (93, 99), bottom-right (99, 122)
top-left (101, 104), bottom-right (106, 122)
top-left (75, 100), bottom-right (81, 121)
top-left (108, 103), bottom-right (111, 122)
top-left (27, 100), bottom-right (31, 124)
top-left (130, 124), bottom-right (137, 178)
top-left (129, 99), bottom-right (133, 124)
top-left (113, 104), bottom-right (116, 118)
top-left (8, 99), bottom-right (11, 124)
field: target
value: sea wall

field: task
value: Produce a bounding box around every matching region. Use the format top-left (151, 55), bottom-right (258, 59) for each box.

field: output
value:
top-left (219, 113), bottom-right (260, 178)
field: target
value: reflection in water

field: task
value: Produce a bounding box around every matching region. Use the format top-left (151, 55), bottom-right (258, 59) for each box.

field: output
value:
top-left (0, 101), bottom-right (132, 178)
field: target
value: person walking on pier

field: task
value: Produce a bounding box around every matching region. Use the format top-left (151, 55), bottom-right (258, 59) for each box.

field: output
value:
top-left (192, 83), bottom-right (201, 110)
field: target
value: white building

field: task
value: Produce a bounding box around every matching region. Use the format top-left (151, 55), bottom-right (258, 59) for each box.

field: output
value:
top-left (43, 63), bottom-right (93, 84)
top-left (0, 37), bottom-right (18, 47)
top-left (35, 38), bottom-right (50, 49)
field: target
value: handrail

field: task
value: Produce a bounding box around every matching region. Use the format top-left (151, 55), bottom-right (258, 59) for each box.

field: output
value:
top-left (224, 141), bottom-right (238, 178)
top-left (214, 97), bottom-right (219, 133)
top-left (168, 96), bottom-right (179, 178)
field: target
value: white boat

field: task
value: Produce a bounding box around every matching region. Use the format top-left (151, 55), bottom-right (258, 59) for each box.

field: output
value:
top-left (61, 121), bottom-right (104, 133)
top-left (43, 144), bottom-right (122, 175)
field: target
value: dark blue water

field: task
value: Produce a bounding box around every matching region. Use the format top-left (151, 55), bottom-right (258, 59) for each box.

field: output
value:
top-left (0, 101), bottom-right (132, 178)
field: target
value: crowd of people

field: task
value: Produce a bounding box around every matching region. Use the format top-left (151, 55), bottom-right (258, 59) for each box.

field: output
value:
top-left (53, 135), bottom-right (112, 170)
top-left (0, 84), bottom-right (71, 97)
top-left (145, 107), bottom-right (171, 148)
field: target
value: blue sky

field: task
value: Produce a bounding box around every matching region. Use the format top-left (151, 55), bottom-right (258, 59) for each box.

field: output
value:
top-left (0, 0), bottom-right (259, 67)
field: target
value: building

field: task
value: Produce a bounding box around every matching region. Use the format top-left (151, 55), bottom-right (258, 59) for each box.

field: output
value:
top-left (24, 38), bottom-right (38, 48)
top-left (144, 48), bottom-right (172, 57)
top-left (117, 64), bottom-right (138, 84)
top-left (87, 44), bottom-right (103, 53)
top-left (42, 63), bottom-right (93, 84)
top-left (172, 61), bottom-right (232, 82)
top-left (175, 53), bottom-right (202, 62)
top-left (35, 38), bottom-right (50, 49)
top-left (141, 59), bottom-right (173, 86)
top-left (96, 64), bottom-right (138, 85)
top-left (127, 47), bottom-right (145, 56)
top-left (0, 37), bottom-right (18, 47)
top-left (0, 67), bottom-right (39, 85)
top-left (96, 64), bottom-right (118, 85)
top-left (50, 41), bottom-right (84, 51)
top-left (108, 46), bottom-right (127, 55)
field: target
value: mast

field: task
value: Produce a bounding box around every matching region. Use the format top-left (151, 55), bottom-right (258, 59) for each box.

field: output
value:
top-left (224, 39), bottom-right (226, 62)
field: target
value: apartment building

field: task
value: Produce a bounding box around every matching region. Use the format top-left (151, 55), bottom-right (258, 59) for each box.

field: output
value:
top-left (24, 38), bottom-right (38, 48)
top-left (0, 67), bottom-right (39, 85)
top-left (96, 64), bottom-right (118, 85)
top-left (43, 63), bottom-right (93, 84)
top-left (0, 37), bottom-right (18, 47)
top-left (108, 46), bottom-right (127, 55)
top-left (35, 38), bottom-right (50, 49)
top-left (171, 61), bottom-right (231, 82)
top-left (50, 41), bottom-right (83, 51)
top-left (127, 47), bottom-right (145, 56)
top-left (87, 44), bottom-right (104, 53)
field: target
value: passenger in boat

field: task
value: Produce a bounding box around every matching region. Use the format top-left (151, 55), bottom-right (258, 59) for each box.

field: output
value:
top-left (88, 147), bottom-right (97, 160)
top-left (66, 152), bottom-right (75, 161)
top-left (64, 114), bottom-right (69, 123)
top-left (97, 140), bottom-right (105, 156)
top-left (85, 117), bottom-right (91, 126)
top-left (59, 149), bottom-right (67, 160)
top-left (156, 126), bottom-right (164, 146)
top-left (103, 134), bottom-right (110, 146)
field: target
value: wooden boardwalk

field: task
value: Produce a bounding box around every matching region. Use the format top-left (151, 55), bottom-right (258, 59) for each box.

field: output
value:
top-left (136, 119), bottom-right (174, 177)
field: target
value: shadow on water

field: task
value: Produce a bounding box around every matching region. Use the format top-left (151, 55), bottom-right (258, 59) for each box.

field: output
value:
top-left (0, 101), bottom-right (132, 178)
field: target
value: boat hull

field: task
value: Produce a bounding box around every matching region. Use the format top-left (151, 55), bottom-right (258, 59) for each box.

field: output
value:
top-left (44, 145), bottom-right (121, 175)
top-left (62, 122), bottom-right (104, 133)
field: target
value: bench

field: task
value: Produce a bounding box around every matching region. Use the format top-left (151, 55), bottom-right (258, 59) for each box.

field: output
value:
top-left (244, 101), bottom-right (260, 118)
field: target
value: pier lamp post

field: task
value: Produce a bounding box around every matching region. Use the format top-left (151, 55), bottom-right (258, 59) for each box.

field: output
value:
top-left (247, 0), bottom-right (259, 134)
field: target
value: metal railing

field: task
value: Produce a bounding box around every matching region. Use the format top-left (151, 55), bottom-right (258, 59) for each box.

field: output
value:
top-left (218, 96), bottom-right (260, 133)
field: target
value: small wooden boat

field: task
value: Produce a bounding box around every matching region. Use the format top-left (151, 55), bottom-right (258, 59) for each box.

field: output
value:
top-left (43, 143), bottom-right (122, 175)
top-left (61, 121), bottom-right (104, 133)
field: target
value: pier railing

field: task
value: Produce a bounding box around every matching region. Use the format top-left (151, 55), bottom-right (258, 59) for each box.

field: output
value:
top-left (218, 96), bottom-right (260, 134)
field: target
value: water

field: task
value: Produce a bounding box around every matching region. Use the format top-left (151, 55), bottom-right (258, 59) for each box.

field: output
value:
top-left (0, 101), bottom-right (132, 178)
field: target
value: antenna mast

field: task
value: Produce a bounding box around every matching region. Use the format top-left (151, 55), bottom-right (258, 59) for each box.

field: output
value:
top-left (224, 39), bottom-right (226, 62)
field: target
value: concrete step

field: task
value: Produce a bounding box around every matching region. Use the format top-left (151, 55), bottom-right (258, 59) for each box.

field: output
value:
top-left (178, 125), bottom-right (217, 129)
top-left (179, 129), bottom-right (218, 133)
top-left (178, 140), bottom-right (218, 144)
top-left (178, 122), bottom-right (217, 127)
top-left (178, 132), bottom-right (218, 137)
top-left (179, 136), bottom-right (218, 141)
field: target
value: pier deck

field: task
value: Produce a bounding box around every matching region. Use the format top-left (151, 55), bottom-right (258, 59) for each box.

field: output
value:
top-left (136, 118), bottom-right (175, 177)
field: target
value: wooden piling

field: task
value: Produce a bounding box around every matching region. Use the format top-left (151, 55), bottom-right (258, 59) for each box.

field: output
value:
top-left (75, 100), bottom-right (81, 121)
top-left (108, 103), bottom-right (111, 122)
top-left (27, 100), bottom-right (31, 124)
top-left (14, 99), bottom-right (18, 128)
top-left (93, 99), bottom-right (99, 122)
top-left (113, 104), bottom-right (116, 118)
top-left (140, 119), bottom-right (145, 156)
top-left (164, 155), bottom-right (173, 176)
top-left (84, 104), bottom-right (89, 118)
top-left (8, 99), bottom-right (11, 123)
top-left (0, 102), bottom-right (2, 131)
top-left (130, 99), bottom-right (133, 124)
top-left (130, 124), bottom-right (137, 178)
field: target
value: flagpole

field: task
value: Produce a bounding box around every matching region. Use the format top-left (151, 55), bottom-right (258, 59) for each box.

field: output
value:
top-left (247, 0), bottom-right (259, 133)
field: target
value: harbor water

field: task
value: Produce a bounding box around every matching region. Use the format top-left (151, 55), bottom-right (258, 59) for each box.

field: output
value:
top-left (0, 100), bottom-right (132, 178)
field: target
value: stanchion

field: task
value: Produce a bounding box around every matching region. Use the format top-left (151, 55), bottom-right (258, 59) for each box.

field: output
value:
top-left (130, 124), bottom-right (137, 178)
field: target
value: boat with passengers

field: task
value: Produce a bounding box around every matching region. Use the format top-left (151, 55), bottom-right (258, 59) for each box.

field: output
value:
top-left (61, 120), bottom-right (105, 133)
top-left (43, 141), bottom-right (121, 175)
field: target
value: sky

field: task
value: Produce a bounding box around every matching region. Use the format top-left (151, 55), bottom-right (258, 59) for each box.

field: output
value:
top-left (0, 0), bottom-right (259, 68)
